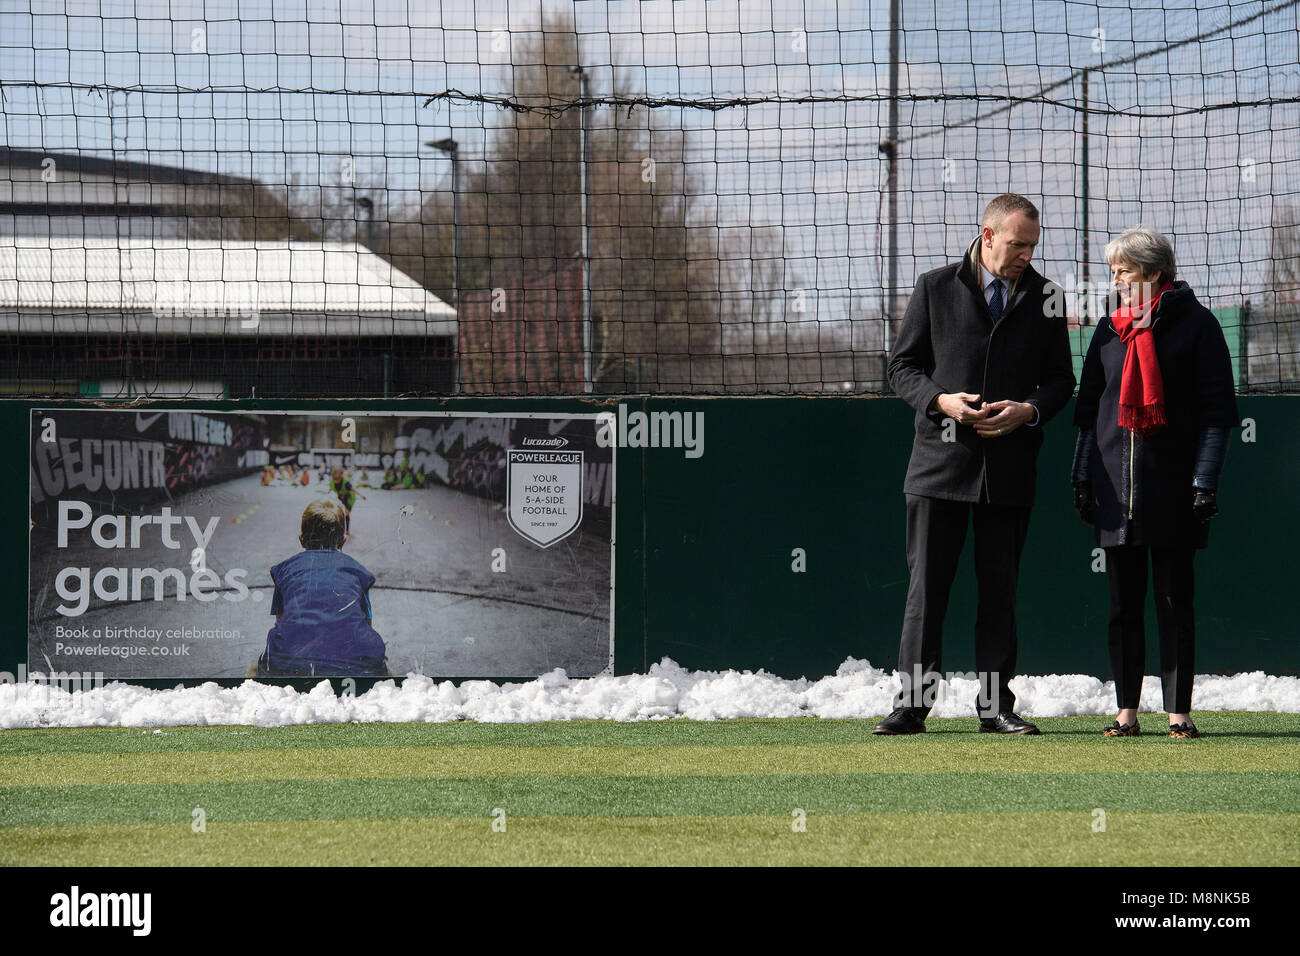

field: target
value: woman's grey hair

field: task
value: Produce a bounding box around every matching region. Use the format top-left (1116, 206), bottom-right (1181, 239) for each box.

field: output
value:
top-left (1104, 227), bottom-right (1177, 283)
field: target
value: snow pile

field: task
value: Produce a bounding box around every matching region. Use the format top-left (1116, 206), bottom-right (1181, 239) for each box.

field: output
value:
top-left (1, 658), bottom-right (1298, 729)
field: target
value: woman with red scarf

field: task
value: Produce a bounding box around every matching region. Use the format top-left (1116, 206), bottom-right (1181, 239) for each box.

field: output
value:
top-left (1072, 228), bottom-right (1238, 739)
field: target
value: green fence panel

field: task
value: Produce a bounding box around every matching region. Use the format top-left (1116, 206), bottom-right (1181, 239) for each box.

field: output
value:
top-left (2, 396), bottom-right (1293, 689)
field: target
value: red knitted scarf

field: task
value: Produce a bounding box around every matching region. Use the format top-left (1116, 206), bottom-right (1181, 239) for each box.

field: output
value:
top-left (1110, 281), bottom-right (1173, 434)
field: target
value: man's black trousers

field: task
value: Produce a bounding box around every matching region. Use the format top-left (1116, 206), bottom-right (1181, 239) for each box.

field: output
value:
top-left (894, 493), bottom-right (1032, 717)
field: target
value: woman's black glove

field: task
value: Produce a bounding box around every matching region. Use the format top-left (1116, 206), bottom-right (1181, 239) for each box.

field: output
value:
top-left (1192, 426), bottom-right (1229, 523)
top-left (1073, 482), bottom-right (1093, 524)
top-left (1193, 427), bottom-right (1231, 490)
top-left (1192, 489), bottom-right (1219, 522)
top-left (1071, 428), bottom-right (1096, 483)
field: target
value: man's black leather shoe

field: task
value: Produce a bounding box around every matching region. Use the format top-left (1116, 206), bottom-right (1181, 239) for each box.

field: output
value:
top-left (978, 712), bottom-right (1040, 735)
top-left (873, 708), bottom-right (926, 735)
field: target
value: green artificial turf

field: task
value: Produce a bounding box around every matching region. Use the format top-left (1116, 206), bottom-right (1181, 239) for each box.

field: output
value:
top-left (1, 714), bottom-right (1297, 865)
top-left (1, 711), bottom-right (1290, 755)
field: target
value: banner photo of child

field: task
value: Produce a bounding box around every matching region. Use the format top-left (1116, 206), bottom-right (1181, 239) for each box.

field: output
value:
top-left (27, 409), bottom-right (615, 681)
top-left (252, 499), bottom-right (391, 678)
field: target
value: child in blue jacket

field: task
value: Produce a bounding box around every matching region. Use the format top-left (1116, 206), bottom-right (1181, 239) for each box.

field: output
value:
top-left (255, 499), bottom-right (389, 677)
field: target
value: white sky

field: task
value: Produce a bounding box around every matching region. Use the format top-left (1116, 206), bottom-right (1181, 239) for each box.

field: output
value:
top-left (0, 0), bottom-right (1296, 319)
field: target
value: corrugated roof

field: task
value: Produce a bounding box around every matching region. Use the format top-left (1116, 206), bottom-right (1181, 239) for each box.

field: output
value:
top-left (0, 236), bottom-right (456, 336)
top-left (0, 146), bottom-right (259, 186)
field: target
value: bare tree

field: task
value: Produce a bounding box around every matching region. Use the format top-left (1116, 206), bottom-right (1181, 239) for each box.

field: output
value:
top-left (180, 180), bottom-right (321, 242)
top-left (373, 8), bottom-right (816, 393)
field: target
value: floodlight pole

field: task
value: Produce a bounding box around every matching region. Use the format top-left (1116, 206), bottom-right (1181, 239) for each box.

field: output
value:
top-left (355, 196), bottom-right (374, 248)
top-left (428, 137), bottom-right (460, 392)
top-left (1080, 68), bottom-right (1091, 325)
top-left (428, 137), bottom-right (460, 307)
top-left (881, 0), bottom-right (901, 365)
top-left (570, 64), bottom-right (593, 393)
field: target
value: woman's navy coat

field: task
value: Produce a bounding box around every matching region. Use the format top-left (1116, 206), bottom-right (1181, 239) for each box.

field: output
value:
top-left (1074, 282), bottom-right (1240, 549)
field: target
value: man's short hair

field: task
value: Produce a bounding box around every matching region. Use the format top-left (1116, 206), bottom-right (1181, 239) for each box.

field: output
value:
top-left (301, 499), bottom-right (347, 549)
top-left (1104, 227), bottom-right (1177, 285)
top-left (982, 194), bottom-right (1040, 231)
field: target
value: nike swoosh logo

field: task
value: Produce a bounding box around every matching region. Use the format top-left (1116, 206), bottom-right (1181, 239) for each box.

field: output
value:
top-left (136, 412), bottom-right (165, 432)
top-left (548, 419), bottom-right (570, 436)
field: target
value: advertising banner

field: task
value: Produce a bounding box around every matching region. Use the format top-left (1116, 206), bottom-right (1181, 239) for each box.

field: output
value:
top-left (28, 410), bottom-right (615, 680)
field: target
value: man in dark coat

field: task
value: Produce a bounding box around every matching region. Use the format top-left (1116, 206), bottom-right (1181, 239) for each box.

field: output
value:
top-left (875, 194), bottom-right (1077, 735)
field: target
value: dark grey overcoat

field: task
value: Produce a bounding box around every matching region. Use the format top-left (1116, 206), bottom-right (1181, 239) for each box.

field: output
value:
top-left (888, 238), bottom-right (1077, 506)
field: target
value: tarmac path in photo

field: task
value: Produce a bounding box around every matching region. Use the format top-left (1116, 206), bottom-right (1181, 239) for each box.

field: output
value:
top-left (28, 471), bottom-right (611, 680)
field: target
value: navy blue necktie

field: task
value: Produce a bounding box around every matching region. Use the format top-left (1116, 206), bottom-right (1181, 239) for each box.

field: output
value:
top-left (988, 279), bottom-right (1004, 323)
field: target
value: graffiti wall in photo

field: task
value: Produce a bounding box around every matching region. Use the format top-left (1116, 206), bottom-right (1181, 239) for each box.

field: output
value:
top-left (401, 415), bottom-right (613, 516)
top-left (29, 409), bottom-right (268, 517)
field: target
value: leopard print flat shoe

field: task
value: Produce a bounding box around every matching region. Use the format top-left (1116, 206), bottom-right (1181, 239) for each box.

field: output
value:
top-left (1102, 720), bottom-right (1141, 737)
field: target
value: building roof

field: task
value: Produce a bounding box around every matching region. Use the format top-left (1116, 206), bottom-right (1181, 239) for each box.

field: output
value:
top-left (0, 147), bottom-right (284, 221)
top-left (0, 236), bottom-right (456, 337)
top-left (0, 146), bottom-right (258, 187)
